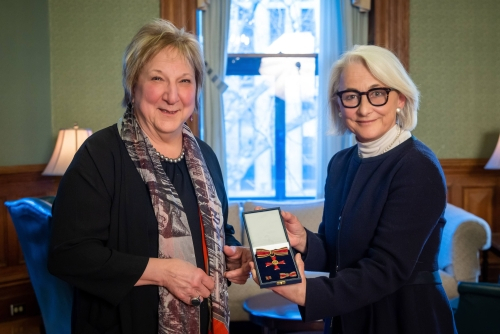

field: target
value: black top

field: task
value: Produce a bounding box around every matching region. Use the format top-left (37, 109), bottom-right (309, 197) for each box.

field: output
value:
top-left (48, 124), bottom-right (240, 334)
top-left (161, 159), bottom-right (209, 333)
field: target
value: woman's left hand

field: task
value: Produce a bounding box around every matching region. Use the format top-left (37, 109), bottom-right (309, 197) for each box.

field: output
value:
top-left (224, 246), bottom-right (252, 284)
top-left (250, 252), bottom-right (307, 306)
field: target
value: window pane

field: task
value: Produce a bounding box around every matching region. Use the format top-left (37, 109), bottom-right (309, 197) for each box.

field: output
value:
top-left (228, 0), bottom-right (319, 54)
top-left (224, 75), bottom-right (276, 198)
top-left (225, 0), bottom-right (319, 199)
top-left (269, 8), bottom-right (285, 45)
top-left (280, 58), bottom-right (318, 197)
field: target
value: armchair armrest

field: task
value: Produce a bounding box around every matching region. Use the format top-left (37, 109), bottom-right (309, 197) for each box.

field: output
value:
top-left (439, 204), bottom-right (491, 282)
top-left (438, 204), bottom-right (491, 300)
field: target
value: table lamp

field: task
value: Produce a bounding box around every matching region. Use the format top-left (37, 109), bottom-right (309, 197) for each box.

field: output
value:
top-left (42, 124), bottom-right (92, 176)
top-left (485, 134), bottom-right (500, 170)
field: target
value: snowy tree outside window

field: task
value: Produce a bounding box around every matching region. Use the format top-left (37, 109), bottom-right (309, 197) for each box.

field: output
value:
top-left (224, 0), bottom-right (320, 199)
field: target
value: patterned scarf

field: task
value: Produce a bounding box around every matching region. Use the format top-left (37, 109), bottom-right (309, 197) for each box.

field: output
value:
top-left (120, 109), bottom-right (229, 334)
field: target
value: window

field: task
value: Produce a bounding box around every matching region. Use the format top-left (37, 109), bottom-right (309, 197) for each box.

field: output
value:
top-left (224, 0), bottom-right (320, 200)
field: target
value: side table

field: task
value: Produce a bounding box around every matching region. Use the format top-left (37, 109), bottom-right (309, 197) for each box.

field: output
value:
top-left (482, 232), bottom-right (500, 282)
top-left (243, 292), bottom-right (323, 334)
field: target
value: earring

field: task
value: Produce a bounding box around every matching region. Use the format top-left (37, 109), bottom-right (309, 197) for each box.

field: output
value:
top-left (338, 112), bottom-right (342, 118)
top-left (396, 108), bottom-right (401, 113)
top-left (190, 115), bottom-right (193, 122)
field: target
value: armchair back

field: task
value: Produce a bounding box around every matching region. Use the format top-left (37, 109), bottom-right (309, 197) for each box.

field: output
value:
top-left (5, 197), bottom-right (72, 334)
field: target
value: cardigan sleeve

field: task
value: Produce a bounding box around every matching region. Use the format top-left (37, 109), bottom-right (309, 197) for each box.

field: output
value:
top-left (300, 147), bottom-right (447, 321)
top-left (300, 229), bottom-right (329, 272)
top-left (48, 130), bottom-right (149, 307)
top-left (300, 156), bottom-right (335, 272)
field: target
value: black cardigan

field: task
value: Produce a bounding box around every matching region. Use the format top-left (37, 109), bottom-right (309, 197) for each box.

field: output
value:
top-left (300, 137), bottom-right (457, 334)
top-left (48, 124), bottom-right (239, 334)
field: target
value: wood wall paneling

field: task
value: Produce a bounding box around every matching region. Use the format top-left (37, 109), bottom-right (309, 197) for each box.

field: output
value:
top-left (371, 0), bottom-right (410, 70)
top-left (0, 281), bottom-right (40, 321)
top-left (463, 187), bottom-right (494, 227)
top-left (441, 159), bottom-right (500, 233)
top-left (160, 0), bottom-right (197, 34)
top-left (7, 204), bottom-right (22, 267)
top-left (160, 0), bottom-right (200, 136)
top-left (0, 202), bottom-right (7, 268)
top-left (440, 159), bottom-right (500, 282)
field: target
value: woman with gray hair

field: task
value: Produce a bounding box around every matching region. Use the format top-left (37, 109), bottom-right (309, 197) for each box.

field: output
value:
top-left (48, 19), bottom-right (250, 334)
top-left (251, 45), bottom-right (457, 333)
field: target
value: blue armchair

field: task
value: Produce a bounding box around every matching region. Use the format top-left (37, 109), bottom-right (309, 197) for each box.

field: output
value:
top-left (5, 197), bottom-right (72, 334)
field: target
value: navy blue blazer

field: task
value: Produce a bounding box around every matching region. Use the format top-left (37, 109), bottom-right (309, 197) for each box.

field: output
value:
top-left (300, 138), bottom-right (457, 334)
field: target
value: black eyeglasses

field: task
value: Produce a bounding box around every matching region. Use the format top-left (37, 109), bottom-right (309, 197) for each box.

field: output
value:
top-left (335, 87), bottom-right (395, 108)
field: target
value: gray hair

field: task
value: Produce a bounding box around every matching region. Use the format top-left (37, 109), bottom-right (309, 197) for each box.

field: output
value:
top-left (121, 19), bottom-right (204, 112)
top-left (328, 45), bottom-right (419, 134)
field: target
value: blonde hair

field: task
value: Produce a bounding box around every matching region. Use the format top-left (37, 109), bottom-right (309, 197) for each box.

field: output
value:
top-left (329, 45), bottom-right (419, 134)
top-left (122, 19), bottom-right (204, 112)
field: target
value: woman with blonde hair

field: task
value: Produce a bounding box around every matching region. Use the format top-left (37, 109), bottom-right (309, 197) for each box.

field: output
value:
top-left (49, 19), bottom-right (250, 334)
top-left (251, 45), bottom-right (457, 334)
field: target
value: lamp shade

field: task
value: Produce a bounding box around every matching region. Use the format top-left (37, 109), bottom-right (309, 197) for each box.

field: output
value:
top-left (42, 124), bottom-right (92, 176)
top-left (485, 134), bottom-right (500, 170)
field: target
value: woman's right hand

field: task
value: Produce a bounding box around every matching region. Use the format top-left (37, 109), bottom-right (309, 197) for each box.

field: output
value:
top-left (254, 206), bottom-right (308, 253)
top-left (280, 210), bottom-right (308, 253)
top-left (136, 258), bottom-right (214, 305)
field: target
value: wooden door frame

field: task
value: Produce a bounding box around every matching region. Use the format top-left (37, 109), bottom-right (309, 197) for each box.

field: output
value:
top-left (369, 0), bottom-right (410, 70)
top-left (160, 0), bottom-right (199, 134)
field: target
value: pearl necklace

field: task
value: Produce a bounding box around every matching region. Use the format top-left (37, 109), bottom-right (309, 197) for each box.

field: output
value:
top-left (151, 146), bottom-right (185, 163)
top-left (358, 126), bottom-right (402, 158)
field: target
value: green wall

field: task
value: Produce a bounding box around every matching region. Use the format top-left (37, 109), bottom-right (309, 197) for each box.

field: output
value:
top-left (50, 0), bottom-right (159, 137)
top-left (0, 0), bottom-right (158, 167)
top-left (410, 0), bottom-right (500, 158)
top-left (2, 0), bottom-right (499, 166)
top-left (0, 0), bottom-right (52, 166)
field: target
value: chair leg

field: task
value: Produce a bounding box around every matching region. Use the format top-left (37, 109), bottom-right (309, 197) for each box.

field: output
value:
top-left (481, 250), bottom-right (489, 282)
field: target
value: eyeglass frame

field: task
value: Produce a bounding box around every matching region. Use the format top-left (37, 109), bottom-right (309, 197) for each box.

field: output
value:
top-left (335, 87), bottom-right (395, 108)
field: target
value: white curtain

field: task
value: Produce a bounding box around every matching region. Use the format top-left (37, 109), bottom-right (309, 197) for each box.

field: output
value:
top-left (201, 0), bottom-right (231, 183)
top-left (316, 0), bottom-right (369, 198)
